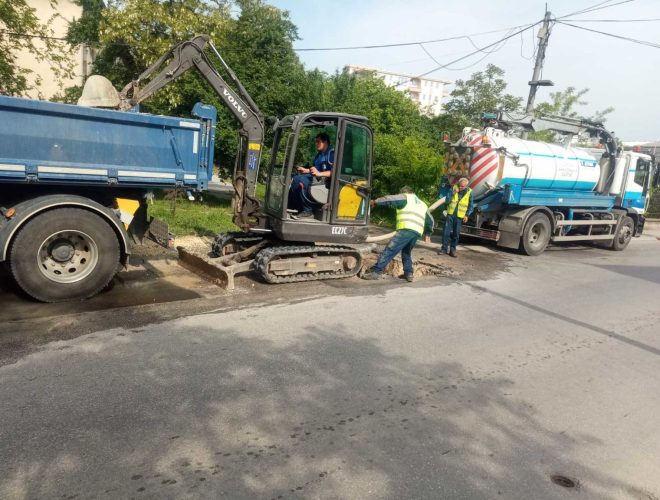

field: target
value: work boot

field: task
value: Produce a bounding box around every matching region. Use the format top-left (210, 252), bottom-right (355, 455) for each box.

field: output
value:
top-left (439, 247), bottom-right (448, 255)
top-left (449, 249), bottom-right (457, 258)
top-left (403, 273), bottom-right (414, 283)
top-left (298, 211), bottom-right (313, 218)
top-left (361, 271), bottom-right (383, 280)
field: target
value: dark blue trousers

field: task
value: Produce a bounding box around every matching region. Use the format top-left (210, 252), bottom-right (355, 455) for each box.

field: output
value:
top-left (442, 214), bottom-right (462, 251)
top-left (289, 174), bottom-right (314, 212)
top-left (372, 229), bottom-right (419, 275)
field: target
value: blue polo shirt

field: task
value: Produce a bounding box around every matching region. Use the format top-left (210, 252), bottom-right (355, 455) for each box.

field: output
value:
top-left (313, 147), bottom-right (334, 172)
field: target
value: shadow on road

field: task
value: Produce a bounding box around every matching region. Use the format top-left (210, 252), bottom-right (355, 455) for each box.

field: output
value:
top-left (591, 264), bottom-right (660, 285)
top-left (0, 323), bottom-right (648, 499)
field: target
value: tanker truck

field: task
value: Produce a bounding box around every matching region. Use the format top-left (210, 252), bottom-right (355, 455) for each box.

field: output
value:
top-left (442, 112), bottom-right (658, 255)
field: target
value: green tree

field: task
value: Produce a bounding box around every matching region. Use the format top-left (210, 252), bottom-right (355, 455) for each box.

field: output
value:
top-left (0, 0), bottom-right (74, 96)
top-left (316, 72), bottom-right (442, 199)
top-left (61, 0), bottom-right (444, 199)
top-left (67, 0), bottom-right (104, 45)
top-left (530, 87), bottom-right (614, 143)
top-left (435, 64), bottom-right (522, 140)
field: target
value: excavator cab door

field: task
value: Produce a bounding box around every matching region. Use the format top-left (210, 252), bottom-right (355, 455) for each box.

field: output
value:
top-left (331, 118), bottom-right (373, 225)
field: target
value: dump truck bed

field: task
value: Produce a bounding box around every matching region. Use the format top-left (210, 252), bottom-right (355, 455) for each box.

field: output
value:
top-left (0, 95), bottom-right (216, 190)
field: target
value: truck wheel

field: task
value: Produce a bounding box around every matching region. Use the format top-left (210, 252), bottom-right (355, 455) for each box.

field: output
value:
top-left (611, 216), bottom-right (634, 251)
top-left (520, 212), bottom-right (551, 256)
top-left (9, 208), bottom-right (120, 302)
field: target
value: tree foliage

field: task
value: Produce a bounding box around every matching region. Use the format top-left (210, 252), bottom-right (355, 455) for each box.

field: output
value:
top-left (434, 64), bottom-right (522, 140)
top-left (315, 73), bottom-right (441, 200)
top-left (0, 0), bottom-right (74, 96)
top-left (530, 86), bottom-right (614, 143)
top-left (67, 0), bottom-right (443, 197)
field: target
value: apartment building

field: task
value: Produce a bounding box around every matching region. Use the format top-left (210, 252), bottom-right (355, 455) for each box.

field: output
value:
top-left (345, 65), bottom-right (450, 115)
top-left (20, 0), bottom-right (92, 98)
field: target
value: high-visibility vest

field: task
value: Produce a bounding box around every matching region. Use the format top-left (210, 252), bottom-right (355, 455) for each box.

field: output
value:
top-left (396, 194), bottom-right (428, 236)
top-left (447, 187), bottom-right (472, 218)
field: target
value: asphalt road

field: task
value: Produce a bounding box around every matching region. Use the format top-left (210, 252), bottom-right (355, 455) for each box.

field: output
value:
top-left (1, 230), bottom-right (659, 499)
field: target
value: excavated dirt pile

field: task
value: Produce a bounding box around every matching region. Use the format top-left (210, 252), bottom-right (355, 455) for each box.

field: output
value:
top-left (362, 243), bottom-right (464, 280)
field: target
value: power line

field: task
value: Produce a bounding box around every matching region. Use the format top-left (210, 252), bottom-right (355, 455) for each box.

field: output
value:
top-left (560, 18), bottom-right (660, 22)
top-left (557, 20), bottom-right (660, 49)
top-left (392, 22), bottom-right (540, 88)
top-left (292, 24), bottom-right (534, 52)
top-left (558, 0), bottom-right (618, 19)
top-left (557, 0), bottom-right (635, 19)
top-left (0, 29), bottom-right (69, 42)
top-left (0, 24), bottom-right (538, 53)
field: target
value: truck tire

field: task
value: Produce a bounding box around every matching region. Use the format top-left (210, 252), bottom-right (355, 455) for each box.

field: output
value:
top-left (520, 212), bottom-right (551, 256)
top-left (9, 208), bottom-right (120, 302)
top-left (611, 215), bottom-right (634, 251)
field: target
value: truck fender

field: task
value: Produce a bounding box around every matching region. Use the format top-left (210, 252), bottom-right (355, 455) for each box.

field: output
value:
top-left (497, 206), bottom-right (555, 250)
top-left (0, 194), bottom-right (131, 264)
top-left (622, 209), bottom-right (643, 236)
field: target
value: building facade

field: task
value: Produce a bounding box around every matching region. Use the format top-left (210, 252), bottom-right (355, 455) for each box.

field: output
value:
top-left (20, 0), bottom-right (92, 99)
top-left (345, 65), bottom-right (450, 116)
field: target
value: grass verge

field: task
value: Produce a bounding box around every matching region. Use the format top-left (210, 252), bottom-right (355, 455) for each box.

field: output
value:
top-left (148, 190), bottom-right (237, 237)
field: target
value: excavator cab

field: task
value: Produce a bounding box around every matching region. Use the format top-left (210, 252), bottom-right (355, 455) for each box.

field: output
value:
top-left (263, 112), bottom-right (373, 244)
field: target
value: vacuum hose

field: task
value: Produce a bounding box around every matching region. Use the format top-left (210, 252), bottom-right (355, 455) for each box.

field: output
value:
top-left (365, 196), bottom-right (447, 243)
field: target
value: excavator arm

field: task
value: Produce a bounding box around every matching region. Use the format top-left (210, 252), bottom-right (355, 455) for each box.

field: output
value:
top-left (118, 35), bottom-right (265, 231)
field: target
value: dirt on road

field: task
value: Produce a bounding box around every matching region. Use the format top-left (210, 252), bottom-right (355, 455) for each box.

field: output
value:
top-left (0, 234), bottom-right (511, 366)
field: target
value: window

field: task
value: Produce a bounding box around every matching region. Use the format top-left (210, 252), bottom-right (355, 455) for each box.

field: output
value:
top-left (265, 127), bottom-right (294, 214)
top-left (336, 123), bottom-right (371, 222)
top-left (634, 157), bottom-right (650, 187)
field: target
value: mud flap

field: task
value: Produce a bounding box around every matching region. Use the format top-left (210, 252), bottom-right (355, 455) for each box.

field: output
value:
top-left (147, 217), bottom-right (173, 248)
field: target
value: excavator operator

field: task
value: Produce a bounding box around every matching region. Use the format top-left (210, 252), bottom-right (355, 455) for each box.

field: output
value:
top-left (288, 132), bottom-right (335, 217)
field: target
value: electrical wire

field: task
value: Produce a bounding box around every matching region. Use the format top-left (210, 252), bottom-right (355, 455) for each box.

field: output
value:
top-left (557, 20), bottom-right (660, 49)
top-left (561, 18), bottom-right (660, 22)
top-left (557, 0), bottom-right (635, 19)
top-left (0, 23), bottom-right (537, 53)
top-left (558, 0), bottom-right (618, 19)
top-left (394, 22), bottom-right (540, 87)
top-left (293, 24), bottom-right (534, 52)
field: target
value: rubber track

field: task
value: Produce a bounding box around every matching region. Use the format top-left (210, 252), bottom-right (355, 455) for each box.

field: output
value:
top-left (211, 231), bottom-right (266, 257)
top-left (255, 245), bottom-right (363, 284)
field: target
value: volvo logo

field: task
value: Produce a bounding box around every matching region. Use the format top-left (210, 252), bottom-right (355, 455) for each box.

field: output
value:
top-left (223, 89), bottom-right (248, 119)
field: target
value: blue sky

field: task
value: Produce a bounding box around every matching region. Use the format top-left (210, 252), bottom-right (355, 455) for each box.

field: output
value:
top-left (269, 0), bottom-right (660, 141)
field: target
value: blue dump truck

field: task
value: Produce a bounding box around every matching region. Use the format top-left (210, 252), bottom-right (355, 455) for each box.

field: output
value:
top-left (0, 35), bottom-right (379, 302)
top-left (0, 94), bottom-right (217, 302)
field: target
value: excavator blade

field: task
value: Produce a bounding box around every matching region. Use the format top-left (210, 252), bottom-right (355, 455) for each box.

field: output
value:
top-left (177, 247), bottom-right (253, 291)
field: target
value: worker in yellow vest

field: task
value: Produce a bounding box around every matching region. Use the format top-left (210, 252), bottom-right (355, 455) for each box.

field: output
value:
top-left (438, 177), bottom-right (473, 257)
top-left (362, 186), bottom-right (434, 282)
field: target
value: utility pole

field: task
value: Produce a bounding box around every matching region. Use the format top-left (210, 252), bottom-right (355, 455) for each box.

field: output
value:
top-left (523, 8), bottom-right (554, 138)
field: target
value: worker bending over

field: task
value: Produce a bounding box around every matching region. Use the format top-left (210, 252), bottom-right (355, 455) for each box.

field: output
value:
top-left (362, 186), bottom-right (434, 282)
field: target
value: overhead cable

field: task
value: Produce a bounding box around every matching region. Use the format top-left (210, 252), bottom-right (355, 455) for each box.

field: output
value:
top-left (557, 0), bottom-right (635, 19)
top-left (560, 18), bottom-right (660, 22)
top-left (293, 24), bottom-right (534, 52)
top-left (393, 22), bottom-right (539, 87)
top-left (558, 20), bottom-right (660, 49)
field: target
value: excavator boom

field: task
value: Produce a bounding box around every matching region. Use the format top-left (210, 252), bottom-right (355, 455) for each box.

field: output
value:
top-left (118, 35), bottom-right (265, 231)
